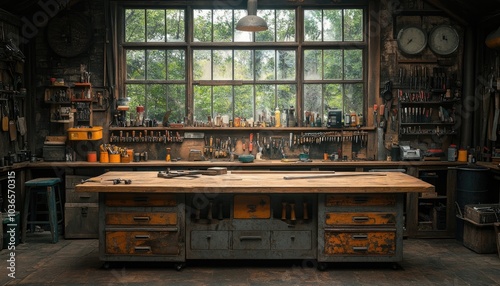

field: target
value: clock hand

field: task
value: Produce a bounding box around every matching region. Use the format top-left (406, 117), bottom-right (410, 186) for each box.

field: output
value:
top-left (407, 38), bottom-right (413, 45)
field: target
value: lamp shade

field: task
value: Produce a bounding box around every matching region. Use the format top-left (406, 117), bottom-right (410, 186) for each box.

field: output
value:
top-left (236, 0), bottom-right (268, 32)
top-left (485, 26), bottom-right (500, 49)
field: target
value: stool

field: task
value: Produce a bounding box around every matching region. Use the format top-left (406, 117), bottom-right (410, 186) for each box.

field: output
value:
top-left (22, 178), bottom-right (63, 243)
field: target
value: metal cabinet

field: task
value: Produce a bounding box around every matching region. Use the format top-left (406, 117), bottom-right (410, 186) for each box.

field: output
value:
top-left (99, 193), bottom-right (185, 264)
top-left (318, 194), bottom-right (404, 265)
top-left (64, 175), bottom-right (98, 239)
top-left (186, 193), bottom-right (317, 260)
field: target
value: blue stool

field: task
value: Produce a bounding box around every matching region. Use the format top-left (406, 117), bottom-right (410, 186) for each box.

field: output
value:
top-left (22, 178), bottom-right (63, 243)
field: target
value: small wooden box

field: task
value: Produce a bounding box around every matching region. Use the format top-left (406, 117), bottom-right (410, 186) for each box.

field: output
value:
top-left (464, 204), bottom-right (500, 224)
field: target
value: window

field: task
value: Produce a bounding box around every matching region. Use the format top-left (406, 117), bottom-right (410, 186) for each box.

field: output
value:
top-left (120, 3), bottom-right (366, 125)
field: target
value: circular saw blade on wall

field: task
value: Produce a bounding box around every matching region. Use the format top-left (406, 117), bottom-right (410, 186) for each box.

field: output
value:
top-left (46, 11), bottom-right (93, 57)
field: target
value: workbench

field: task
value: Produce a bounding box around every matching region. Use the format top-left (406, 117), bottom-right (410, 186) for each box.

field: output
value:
top-left (76, 170), bottom-right (434, 269)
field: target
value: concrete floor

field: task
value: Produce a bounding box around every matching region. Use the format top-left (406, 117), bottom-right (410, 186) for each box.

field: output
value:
top-left (1, 232), bottom-right (500, 286)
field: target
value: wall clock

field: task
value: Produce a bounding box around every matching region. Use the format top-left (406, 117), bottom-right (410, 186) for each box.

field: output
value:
top-left (46, 11), bottom-right (93, 58)
top-left (396, 26), bottom-right (427, 55)
top-left (428, 25), bottom-right (459, 56)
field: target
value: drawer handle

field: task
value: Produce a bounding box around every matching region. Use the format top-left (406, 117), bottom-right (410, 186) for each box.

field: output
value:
top-left (133, 197), bottom-right (149, 203)
top-left (352, 246), bottom-right (368, 252)
top-left (352, 216), bottom-right (369, 223)
top-left (353, 197), bottom-right (368, 203)
top-left (133, 216), bottom-right (151, 222)
top-left (134, 235), bottom-right (150, 239)
top-left (352, 234), bottom-right (368, 239)
top-left (134, 246), bottom-right (151, 252)
top-left (206, 235), bottom-right (211, 239)
top-left (79, 195), bottom-right (91, 199)
top-left (239, 236), bottom-right (262, 241)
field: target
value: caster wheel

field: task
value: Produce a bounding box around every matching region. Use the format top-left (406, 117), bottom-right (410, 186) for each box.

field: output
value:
top-left (175, 262), bottom-right (186, 271)
top-left (102, 262), bottom-right (111, 270)
top-left (317, 262), bottom-right (328, 271)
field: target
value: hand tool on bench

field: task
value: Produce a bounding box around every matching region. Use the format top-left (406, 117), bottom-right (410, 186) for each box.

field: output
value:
top-left (157, 167), bottom-right (227, 178)
top-left (283, 172), bottom-right (387, 180)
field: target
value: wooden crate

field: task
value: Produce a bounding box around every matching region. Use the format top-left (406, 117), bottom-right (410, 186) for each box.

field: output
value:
top-left (462, 218), bottom-right (497, 254)
top-left (464, 204), bottom-right (500, 224)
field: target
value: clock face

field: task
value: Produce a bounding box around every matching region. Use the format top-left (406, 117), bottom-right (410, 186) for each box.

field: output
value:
top-left (46, 12), bottom-right (93, 58)
top-left (397, 26), bottom-right (427, 55)
top-left (428, 25), bottom-right (459, 56)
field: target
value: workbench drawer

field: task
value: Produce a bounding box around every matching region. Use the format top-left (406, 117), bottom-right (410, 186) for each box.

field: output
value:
top-left (105, 212), bottom-right (177, 226)
top-left (325, 212), bottom-right (396, 226)
top-left (66, 188), bottom-right (98, 203)
top-left (105, 193), bottom-right (177, 207)
top-left (325, 194), bottom-right (396, 207)
top-left (190, 231), bottom-right (230, 250)
top-left (232, 231), bottom-right (270, 250)
top-left (105, 231), bottom-right (181, 255)
top-left (324, 230), bottom-right (396, 255)
top-left (271, 231), bottom-right (312, 250)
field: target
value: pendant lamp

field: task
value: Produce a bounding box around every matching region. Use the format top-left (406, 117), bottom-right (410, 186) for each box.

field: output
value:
top-left (236, 0), bottom-right (268, 32)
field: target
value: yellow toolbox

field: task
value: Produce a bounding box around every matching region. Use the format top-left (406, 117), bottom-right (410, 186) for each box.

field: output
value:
top-left (67, 126), bottom-right (103, 140)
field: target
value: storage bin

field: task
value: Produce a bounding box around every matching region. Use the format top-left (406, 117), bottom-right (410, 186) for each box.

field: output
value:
top-left (109, 153), bottom-right (120, 163)
top-left (67, 126), bottom-right (103, 140)
top-left (462, 217), bottom-right (497, 254)
top-left (100, 152), bottom-right (109, 163)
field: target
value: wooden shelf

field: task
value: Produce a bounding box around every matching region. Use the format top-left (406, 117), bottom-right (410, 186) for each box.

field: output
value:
top-left (109, 126), bottom-right (377, 132)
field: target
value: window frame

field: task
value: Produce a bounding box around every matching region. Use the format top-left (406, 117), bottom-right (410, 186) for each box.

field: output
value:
top-left (116, 1), bottom-right (372, 125)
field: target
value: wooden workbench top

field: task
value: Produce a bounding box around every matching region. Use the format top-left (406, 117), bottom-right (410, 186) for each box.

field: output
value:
top-left (76, 171), bottom-right (434, 194)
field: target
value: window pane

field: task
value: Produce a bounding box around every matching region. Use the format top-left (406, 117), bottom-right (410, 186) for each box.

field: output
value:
top-left (147, 10), bottom-right (165, 42)
top-left (277, 50), bottom-right (295, 80)
top-left (193, 85), bottom-right (212, 122)
top-left (234, 85), bottom-right (254, 120)
top-left (166, 10), bottom-right (185, 42)
top-left (166, 84), bottom-right (186, 123)
top-left (324, 84), bottom-right (343, 111)
top-left (277, 84), bottom-right (296, 113)
top-left (213, 86), bottom-right (232, 118)
top-left (193, 50), bottom-right (212, 80)
top-left (213, 10), bottom-right (233, 42)
top-left (303, 84), bottom-right (322, 116)
top-left (323, 50), bottom-right (342, 80)
top-left (167, 50), bottom-right (186, 80)
top-left (255, 50), bottom-right (275, 80)
top-left (127, 50), bottom-right (145, 80)
top-left (125, 9), bottom-right (145, 42)
top-left (126, 84), bottom-right (146, 111)
top-left (276, 10), bottom-right (295, 42)
top-left (304, 50), bottom-right (322, 80)
top-left (323, 10), bottom-right (342, 41)
top-left (344, 83), bottom-right (363, 115)
top-left (213, 50), bottom-right (233, 80)
top-left (146, 84), bottom-right (167, 121)
top-left (255, 10), bottom-right (275, 42)
top-left (147, 50), bottom-right (166, 80)
top-left (344, 49), bottom-right (363, 80)
top-left (234, 9), bottom-right (253, 42)
top-left (344, 9), bottom-right (363, 41)
top-left (304, 10), bottom-right (322, 41)
top-left (193, 10), bottom-right (212, 42)
top-left (255, 84), bottom-right (275, 120)
top-left (234, 50), bottom-right (253, 80)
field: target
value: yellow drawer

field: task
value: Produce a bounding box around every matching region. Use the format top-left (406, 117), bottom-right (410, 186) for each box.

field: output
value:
top-left (233, 194), bottom-right (270, 219)
top-left (67, 126), bottom-right (103, 140)
top-left (105, 193), bottom-right (177, 207)
top-left (324, 231), bottom-right (396, 255)
top-left (105, 231), bottom-right (181, 255)
top-left (325, 194), bottom-right (396, 207)
top-left (105, 212), bottom-right (177, 226)
top-left (325, 212), bottom-right (396, 226)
